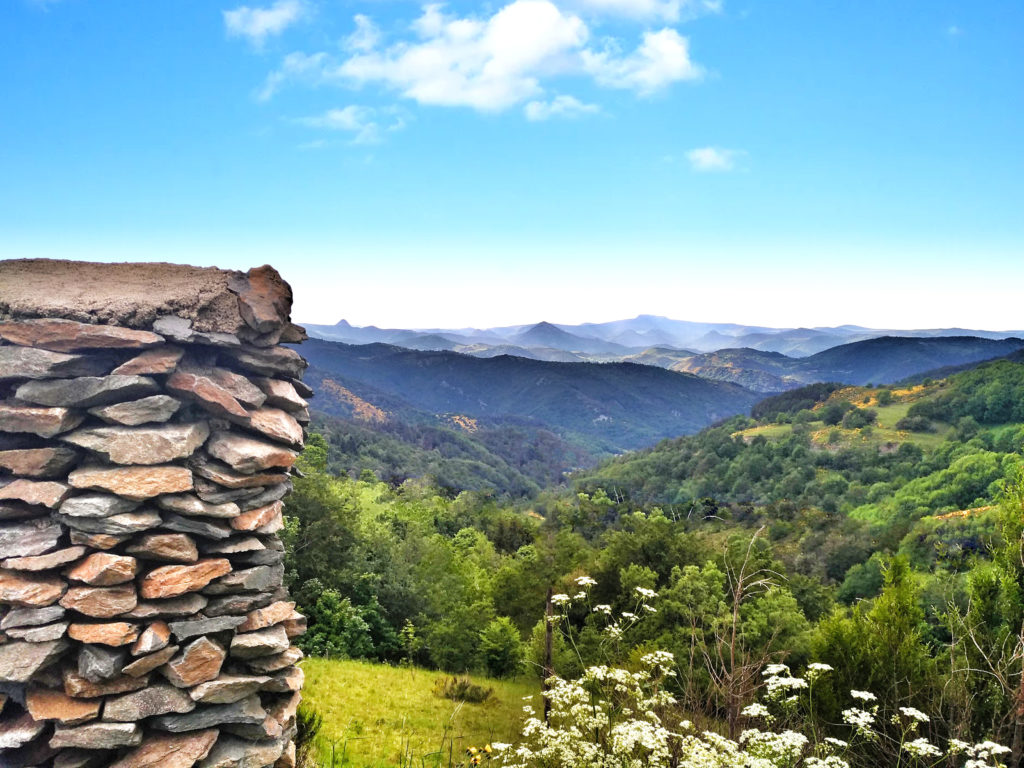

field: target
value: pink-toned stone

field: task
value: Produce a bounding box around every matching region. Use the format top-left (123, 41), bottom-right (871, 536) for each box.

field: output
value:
top-left (237, 601), bottom-right (295, 633)
top-left (68, 464), bottom-right (193, 500)
top-left (62, 667), bottom-right (149, 697)
top-left (261, 666), bottom-right (303, 694)
top-left (0, 570), bottom-right (66, 606)
top-left (139, 559), bottom-right (232, 599)
top-left (123, 644), bottom-right (178, 677)
top-left (89, 395), bottom-right (182, 426)
top-left (192, 458), bottom-right (289, 490)
top-left (206, 432), bottom-right (297, 474)
top-left (62, 422), bottom-right (209, 465)
top-left (3, 546), bottom-right (86, 572)
top-left (0, 446), bottom-right (79, 478)
top-left (109, 729), bottom-right (219, 768)
top-left (26, 687), bottom-right (101, 725)
top-left (243, 407), bottom-right (303, 448)
top-left (126, 533), bottom-right (198, 563)
top-left (0, 711), bottom-right (46, 750)
top-left (166, 371), bottom-right (249, 419)
top-left (0, 403), bottom-right (84, 437)
top-left (50, 721), bottom-right (142, 749)
top-left (283, 614), bottom-right (306, 638)
top-left (0, 318), bottom-right (163, 352)
top-left (0, 478), bottom-right (71, 508)
top-left (254, 378), bottom-right (307, 412)
top-left (230, 501), bottom-right (282, 532)
top-left (68, 622), bottom-right (139, 646)
top-left (66, 553), bottom-right (138, 586)
top-left (112, 345), bottom-right (185, 375)
top-left (205, 367), bottom-right (266, 408)
top-left (131, 620), bottom-right (171, 655)
top-left (70, 530), bottom-right (130, 550)
top-left (242, 645), bottom-right (302, 673)
top-left (233, 265), bottom-right (292, 334)
top-left (163, 637), bottom-right (226, 687)
top-left (60, 584), bottom-right (137, 618)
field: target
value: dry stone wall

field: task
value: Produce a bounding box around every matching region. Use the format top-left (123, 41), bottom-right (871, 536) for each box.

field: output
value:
top-left (0, 260), bottom-right (310, 768)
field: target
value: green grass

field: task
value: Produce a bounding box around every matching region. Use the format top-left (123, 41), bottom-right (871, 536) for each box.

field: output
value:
top-left (301, 658), bottom-right (539, 767)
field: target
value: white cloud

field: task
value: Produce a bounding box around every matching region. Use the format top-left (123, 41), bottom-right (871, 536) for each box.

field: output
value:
top-left (583, 28), bottom-right (701, 94)
top-left (257, 51), bottom-right (328, 101)
top-left (525, 94), bottom-right (599, 120)
top-left (346, 15), bottom-right (380, 52)
top-left (565, 0), bottom-right (721, 23)
top-left (296, 105), bottom-right (406, 144)
top-left (224, 0), bottom-right (306, 48)
top-left (686, 146), bottom-right (741, 172)
top-left (946, 24), bottom-right (963, 37)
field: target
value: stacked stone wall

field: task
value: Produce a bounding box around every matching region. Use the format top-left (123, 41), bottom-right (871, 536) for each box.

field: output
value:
top-left (0, 260), bottom-right (310, 768)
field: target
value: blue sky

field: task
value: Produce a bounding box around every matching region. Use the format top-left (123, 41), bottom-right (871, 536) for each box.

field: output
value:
top-left (1, 0), bottom-right (1021, 329)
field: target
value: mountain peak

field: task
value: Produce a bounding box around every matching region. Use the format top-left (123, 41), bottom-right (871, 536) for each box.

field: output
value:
top-left (334, 319), bottom-right (353, 328)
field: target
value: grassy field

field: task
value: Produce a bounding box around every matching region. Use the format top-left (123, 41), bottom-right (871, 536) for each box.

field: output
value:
top-left (301, 658), bottom-right (539, 767)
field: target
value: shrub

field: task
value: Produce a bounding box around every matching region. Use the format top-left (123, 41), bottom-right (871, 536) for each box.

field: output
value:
top-left (433, 675), bottom-right (493, 704)
top-left (479, 617), bottom-right (525, 678)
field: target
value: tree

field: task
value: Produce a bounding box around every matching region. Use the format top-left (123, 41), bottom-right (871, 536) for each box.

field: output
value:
top-left (479, 617), bottom-right (525, 678)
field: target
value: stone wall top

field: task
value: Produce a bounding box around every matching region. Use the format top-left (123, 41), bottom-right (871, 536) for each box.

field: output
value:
top-left (0, 260), bottom-right (305, 347)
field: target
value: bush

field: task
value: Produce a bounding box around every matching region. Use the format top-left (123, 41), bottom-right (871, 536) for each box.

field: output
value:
top-left (842, 408), bottom-right (877, 430)
top-left (479, 617), bottom-right (525, 678)
top-left (895, 415), bottom-right (933, 433)
top-left (432, 675), bottom-right (493, 704)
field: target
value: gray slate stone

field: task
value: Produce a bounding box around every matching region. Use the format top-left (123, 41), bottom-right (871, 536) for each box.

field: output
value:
top-left (78, 645), bottom-right (126, 682)
top-left (103, 683), bottom-right (195, 721)
top-left (0, 640), bottom-right (68, 683)
top-left (0, 346), bottom-right (113, 381)
top-left (59, 510), bottom-right (162, 535)
top-left (229, 625), bottom-right (289, 659)
top-left (88, 395), bottom-right (181, 426)
top-left (0, 605), bottom-right (65, 631)
top-left (156, 493), bottom-right (239, 519)
top-left (188, 674), bottom-right (271, 704)
top-left (203, 593), bottom-right (272, 618)
top-left (202, 566), bottom-right (274, 595)
top-left (50, 722), bottom-right (142, 749)
top-left (168, 615), bottom-right (246, 641)
top-left (0, 519), bottom-right (61, 557)
top-left (124, 593), bottom-right (209, 620)
top-left (5, 621), bottom-right (68, 642)
top-left (16, 375), bottom-right (159, 408)
top-left (193, 479), bottom-right (264, 505)
top-left (0, 711), bottom-right (46, 749)
top-left (198, 735), bottom-right (286, 768)
top-left (161, 513), bottom-right (231, 540)
top-left (150, 694), bottom-right (264, 732)
top-left (59, 493), bottom-right (139, 518)
top-left (122, 644), bottom-right (178, 678)
top-left (237, 481), bottom-right (291, 511)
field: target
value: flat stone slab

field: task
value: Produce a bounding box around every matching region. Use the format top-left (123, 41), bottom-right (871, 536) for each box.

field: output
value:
top-left (60, 510), bottom-right (163, 535)
top-left (203, 593), bottom-right (271, 618)
top-left (229, 625), bottom-right (289, 659)
top-left (68, 464), bottom-right (193, 500)
top-left (6, 621), bottom-right (68, 642)
top-left (254, 377), bottom-right (307, 412)
top-left (238, 601), bottom-right (295, 633)
top-left (3, 546), bottom-right (87, 572)
top-left (261, 665), bottom-right (304, 694)
top-left (104, 683), bottom-right (196, 721)
top-left (140, 559), bottom-right (232, 599)
top-left (221, 344), bottom-right (306, 378)
top-left (161, 512), bottom-right (232, 540)
top-left (89, 394), bottom-right (182, 425)
top-left (0, 605), bottom-right (66, 630)
top-left (156, 493), bottom-right (240, 519)
top-left (0, 446), bottom-right (79, 478)
top-left (168, 615), bottom-right (246, 641)
top-left (111, 345), bottom-right (185, 376)
top-left (78, 644), bottom-right (127, 681)
top-left (69, 530), bottom-right (131, 550)
top-left (0, 403), bottom-right (84, 437)
top-left (243, 645), bottom-right (302, 673)
top-left (16, 375), bottom-right (159, 408)
top-left (163, 637), bottom-right (226, 688)
top-left (242, 406), bottom-right (304, 449)
top-left (124, 594), bottom-right (208, 620)
top-left (122, 644), bottom-right (178, 677)
top-left (229, 501), bottom-right (282, 532)
top-left (68, 622), bottom-right (139, 646)
top-left (198, 734), bottom-right (286, 768)
top-left (0, 711), bottom-right (46, 750)
top-left (67, 552), bottom-right (138, 585)
top-left (150, 693), bottom-right (265, 732)
top-left (50, 722), bottom-right (143, 750)
top-left (60, 492), bottom-right (140, 518)
top-left (62, 668), bottom-right (149, 698)
top-left (166, 370), bottom-right (249, 419)
top-left (204, 565), bottom-right (274, 595)
top-left (206, 431), bottom-right (296, 474)
top-left (0, 478), bottom-right (70, 507)
top-left (127, 533), bottom-right (199, 563)
top-left (26, 687), bottom-right (101, 725)
top-left (0, 570), bottom-right (66, 607)
top-left (109, 729), bottom-right (219, 768)
top-left (60, 584), bottom-right (138, 618)
top-left (62, 422), bottom-right (209, 465)
top-left (190, 674), bottom-right (271, 704)
top-left (0, 319), bottom-right (163, 352)
top-left (0, 345), bottom-right (113, 381)
top-left (0, 639), bottom-right (68, 683)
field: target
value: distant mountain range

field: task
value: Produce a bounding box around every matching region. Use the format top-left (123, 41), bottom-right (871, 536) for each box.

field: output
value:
top-left (304, 315), bottom-right (1024, 362)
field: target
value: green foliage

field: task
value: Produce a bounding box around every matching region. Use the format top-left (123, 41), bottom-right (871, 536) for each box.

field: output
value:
top-left (750, 382), bottom-right (842, 420)
top-left (432, 675), bottom-right (493, 703)
top-left (478, 617), bottom-right (525, 678)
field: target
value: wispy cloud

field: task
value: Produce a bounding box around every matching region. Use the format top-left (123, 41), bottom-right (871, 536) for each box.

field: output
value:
top-left (224, 0), bottom-right (307, 48)
top-left (295, 105), bottom-right (407, 145)
top-left (946, 24), bottom-right (963, 37)
top-left (525, 95), bottom-right (600, 121)
top-left (686, 146), bottom-right (742, 172)
top-left (565, 0), bottom-right (721, 23)
top-left (257, 1), bottom-right (704, 113)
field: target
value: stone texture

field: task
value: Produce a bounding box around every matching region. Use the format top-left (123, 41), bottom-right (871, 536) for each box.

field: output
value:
top-left (0, 318), bottom-right (162, 352)
top-left (0, 570), bottom-right (66, 607)
top-left (108, 729), bottom-right (219, 768)
top-left (61, 510), bottom-right (163, 536)
top-left (68, 464), bottom-right (193, 500)
top-left (203, 367), bottom-right (266, 409)
top-left (60, 584), bottom-right (137, 618)
top-left (0, 640), bottom-right (68, 683)
top-left (194, 480), bottom-right (265, 505)
top-left (200, 735), bottom-right (286, 768)
top-left (0, 605), bottom-right (65, 630)
top-left (190, 674), bottom-right (271, 704)
top-left (111, 346), bottom-right (185, 376)
top-left (0, 711), bottom-right (46, 749)
top-left (191, 456), bottom-right (289, 489)
top-left (167, 616), bottom-right (245, 641)
top-left (140, 559), bottom-right (232, 599)
top-left (0, 478), bottom-right (70, 507)
top-left (203, 593), bottom-right (272, 618)
top-left (6, 621), bottom-right (68, 642)
top-left (243, 646), bottom-right (302, 674)
top-left (205, 566), bottom-right (275, 595)
top-left (104, 683), bottom-right (196, 721)
top-left (26, 688), bottom-right (101, 725)
top-left (78, 644), bottom-right (126, 681)
top-left (163, 637), bottom-right (226, 688)
top-left (0, 500), bottom-right (39, 520)
top-left (206, 432), bottom-right (296, 474)
top-left (124, 593), bottom-right (208, 620)
top-left (66, 553), bottom-right (138, 586)
top-left (230, 501), bottom-right (282, 533)
top-left (261, 666), bottom-right (304, 694)
top-left (253, 378), bottom-right (307, 412)
top-left (16, 375), bottom-right (159, 408)
top-left (50, 722), bottom-right (142, 750)
top-left (160, 513), bottom-right (232, 540)
top-left (232, 265), bottom-right (292, 335)
top-left (68, 622), bottom-right (139, 646)
top-left (0, 446), bottom-right (79, 478)
top-left (89, 395), bottom-right (182, 426)
top-left (132, 621), bottom-right (171, 655)
top-left (122, 644), bottom-right (178, 677)
top-left (237, 481), bottom-right (290, 512)
top-left (2, 546), bottom-right (86, 572)
top-left (62, 423), bottom-right (209, 466)
top-left (243, 407), bottom-right (304, 449)
top-left (0, 403), bottom-right (84, 438)
top-left (0, 345), bottom-right (113, 381)
top-left (200, 536), bottom-right (264, 555)
top-left (237, 601), bottom-right (295, 633)
top-left (156, 493), bottom-right (240, 519)
top-left (69, 530), bottom-right (131, 550)
top-left (151, 694), bottom-right (265, 733)
top-left (60, 492), bottom-right (140, 518)
top-left (126, 533), bottom-right (199, 563)
top-left (230, 625), bottom-right (289, 659)
top-left (166, 371), bottom-right (250, 419)
top-left (221, 345), bottom-right (306, 378)
top-left (62, 668), bottom-right (149, 698)
top-left (53, 748), bottom-right (112, 768)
